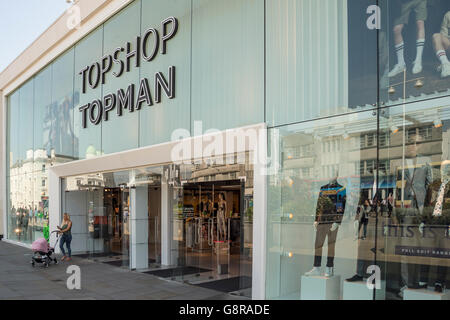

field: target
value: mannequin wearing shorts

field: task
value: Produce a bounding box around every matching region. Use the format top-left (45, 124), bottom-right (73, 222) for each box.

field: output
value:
top-left (389, 0), bottom-right (428, 77)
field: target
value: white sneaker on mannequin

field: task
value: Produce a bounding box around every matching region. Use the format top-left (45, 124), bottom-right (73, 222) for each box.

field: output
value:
top-left (305, 267), bottom-right (321, 277)
top-left (412, 60), bottom-right (423, 74)
top-left (388, 63), bottom-right (406, 77)
top-left (441, 62), bottom-right (450, 78)
top-left (398, 285), bottom-right (408, 299)
top-left (324, 267), bottom-right (334, 277)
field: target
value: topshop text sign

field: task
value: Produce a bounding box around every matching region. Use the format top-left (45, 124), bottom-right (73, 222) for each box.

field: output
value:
top-left (78, 17), bottom-right (178, 128)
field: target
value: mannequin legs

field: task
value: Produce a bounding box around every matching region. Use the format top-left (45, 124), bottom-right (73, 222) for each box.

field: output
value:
top-left (314, 223), bottom-right (339, 268)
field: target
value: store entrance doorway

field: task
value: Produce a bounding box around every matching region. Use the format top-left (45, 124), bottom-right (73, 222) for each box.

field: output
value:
top-left (62, 168), bottom-right (163, 269)
top-left (99, 185), bottom-right (130, 260)
top-left (172, 179), bottom-right (252, 295)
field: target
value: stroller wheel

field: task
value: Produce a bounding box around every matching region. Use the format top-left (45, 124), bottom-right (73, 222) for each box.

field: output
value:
top-left (31, 261), bottom-right (35, 267)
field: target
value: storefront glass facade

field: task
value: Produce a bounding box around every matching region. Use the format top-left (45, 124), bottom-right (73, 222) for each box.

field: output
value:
top-left (5, 0), bottom-right (450, 299)
top-left (265, 0), bottom-right (450, 300)
top-left (61, 152), bottom-right (254, 297)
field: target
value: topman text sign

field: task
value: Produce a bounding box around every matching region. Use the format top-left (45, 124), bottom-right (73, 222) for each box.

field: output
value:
top-left (78, 16), bottom-right (178, 128)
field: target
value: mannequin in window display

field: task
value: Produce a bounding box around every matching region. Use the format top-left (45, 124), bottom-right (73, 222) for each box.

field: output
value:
top-left (217, 193), bottom-right (227, 241)
top-left (305, 175), bottom-right (346, 277)
top-left (388, 0), bottom-right (428, 77)
top-left (417, 160), bottom-right (450, 293)
top-left (199, 196), bottom-right (212, 218)
top-left (395, 133), bottom-right (433, 298)
top-left (432, 11), bottom-right (450, 78)
top-left (197, 196), bottom-right (212, 241)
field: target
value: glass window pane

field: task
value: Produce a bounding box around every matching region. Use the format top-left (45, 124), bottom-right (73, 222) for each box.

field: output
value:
top-left (380, 0), bottom-right (450, 106)
top-left (34, 66), bottom-right (52, 167)
top-left (74, 27), bottom-right (103, 160)
top-left (101, 0), bottom-right (140, 154)
top-left (139, 0), bottom-right (191, 147)
top-left (266, 0), bottom-right (378, 126)
top-left (8, 173), bottom-right (34, 244)
top-left (379, 101), bottom-right (450, 299)
top-left (266, 110), bottom-right (380, 299)
top-left (18, 80), bottom-right (34, 167)
top-left (191, 0), bottom-right (264, 132)
top-left (50, 48), bottom-right (76, 162)
top-left (7, 91), bottom-right (20, 177)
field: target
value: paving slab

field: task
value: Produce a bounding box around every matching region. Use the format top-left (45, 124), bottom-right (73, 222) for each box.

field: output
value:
top-left (0, 241), bottom-right (250, 300)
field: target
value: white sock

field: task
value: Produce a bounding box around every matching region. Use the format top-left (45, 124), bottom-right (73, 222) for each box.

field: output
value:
top-left (395, 42), bottom-right (405, 66)
top-left (437, 50), bottom-right (449, 64)
top-left (415, 39), bottom-right (425, 63)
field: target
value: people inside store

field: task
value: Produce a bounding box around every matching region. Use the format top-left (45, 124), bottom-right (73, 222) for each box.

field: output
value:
top-left (305, 176), bottom-right (346, 278)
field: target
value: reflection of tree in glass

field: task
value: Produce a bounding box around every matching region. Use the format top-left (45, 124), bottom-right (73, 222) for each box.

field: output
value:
top-left (279, 177), bottom-right (319, 221)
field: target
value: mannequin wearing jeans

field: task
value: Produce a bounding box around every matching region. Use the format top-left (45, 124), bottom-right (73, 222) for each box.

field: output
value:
top-left (305, 179), bottom-right (346, 277)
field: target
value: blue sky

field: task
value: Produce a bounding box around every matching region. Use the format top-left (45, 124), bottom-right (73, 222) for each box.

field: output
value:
top-left (0, 0), bottom-right (71, 73)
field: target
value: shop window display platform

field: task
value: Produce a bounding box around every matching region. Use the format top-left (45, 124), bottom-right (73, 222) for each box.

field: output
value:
top-left (300, 275), bottom-right (341, 300)
top-left (403, 288), bottom-right (450, 300)
top-left (343, 280), bottom-right (386, 300)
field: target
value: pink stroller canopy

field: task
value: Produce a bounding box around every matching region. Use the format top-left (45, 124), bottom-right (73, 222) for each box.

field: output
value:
top-left (31, 238), bottom-right (49, 253)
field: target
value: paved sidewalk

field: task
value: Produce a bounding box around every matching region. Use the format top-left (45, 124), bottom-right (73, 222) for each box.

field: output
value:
top-left (0, 241), bottom-right (248, 300)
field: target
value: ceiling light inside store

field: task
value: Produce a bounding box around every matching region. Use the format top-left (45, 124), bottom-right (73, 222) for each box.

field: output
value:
top-left (388, 86), bottom-right (396, 94)
top-left (414, 79), bottom-right (424, 88)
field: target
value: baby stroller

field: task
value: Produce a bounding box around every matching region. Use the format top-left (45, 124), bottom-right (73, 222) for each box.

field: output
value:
top-left (31, 230), bottom-right (60, 267)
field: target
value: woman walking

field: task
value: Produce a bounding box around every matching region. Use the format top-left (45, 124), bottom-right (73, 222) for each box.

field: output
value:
top-left (58, 213), bottom-right (73, 261)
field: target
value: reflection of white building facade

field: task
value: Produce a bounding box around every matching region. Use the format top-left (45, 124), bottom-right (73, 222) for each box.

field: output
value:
top-left (281, 112), bottom-right (449, 202)
top-left (9, 149), bottom-right (74, 210)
